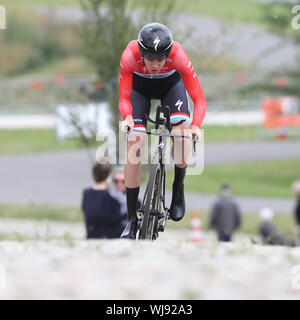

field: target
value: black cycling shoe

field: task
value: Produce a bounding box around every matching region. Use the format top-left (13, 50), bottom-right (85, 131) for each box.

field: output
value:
top-left (120, 216), bottom-right (138, 239)
top-left (120, 186), bottom-right (139, 239)
top-left (169, 165), bottom-right (186, 222)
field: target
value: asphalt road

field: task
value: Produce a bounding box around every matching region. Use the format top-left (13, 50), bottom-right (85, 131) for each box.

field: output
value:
top-left (0, 140), bottom-right (299, 213)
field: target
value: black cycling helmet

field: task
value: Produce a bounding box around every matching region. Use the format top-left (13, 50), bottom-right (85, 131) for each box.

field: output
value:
top-left (138, 23), bottom-right (173, 61)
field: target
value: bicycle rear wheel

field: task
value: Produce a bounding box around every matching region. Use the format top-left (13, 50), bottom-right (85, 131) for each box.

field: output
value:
top-left (139, 164), bottom-right (161, 240)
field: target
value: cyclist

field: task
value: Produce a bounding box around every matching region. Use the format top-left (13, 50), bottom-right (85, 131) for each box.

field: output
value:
top-left (119, 22), bottom-right (207, 239)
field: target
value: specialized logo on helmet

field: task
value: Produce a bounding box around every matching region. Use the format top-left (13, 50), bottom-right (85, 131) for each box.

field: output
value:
top-left (175, 100), bottom-right (183, 111)
top-left (153, 37), bottom-right (160, 51)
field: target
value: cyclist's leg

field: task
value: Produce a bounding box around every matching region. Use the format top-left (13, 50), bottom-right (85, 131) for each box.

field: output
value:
top-left (121, 89), bottom-right (150, 239)
top-left (162, 79), bottom-right (191, 221)
top-left (163, 79), bottom-right (192, 165)
top-left (125, 89), bottom-right (150, 188)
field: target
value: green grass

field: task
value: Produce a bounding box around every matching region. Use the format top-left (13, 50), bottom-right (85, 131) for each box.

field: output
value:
top-left (0, 126), bottom-right (261, 155)
top-left (0, 202), bottom-right (295, 240)
top-left (0, 129), bottom-right (89, 154)
top-left (166, 159), bottom-right (300, 198)
top-left (177, 0), bottom-right (266, 26)
top-left (146, 125), bottom-right (262, 145)
top-left (0, 202), bottom-right (82, 222)
top-left (202, 125), bottom-right (259, 142)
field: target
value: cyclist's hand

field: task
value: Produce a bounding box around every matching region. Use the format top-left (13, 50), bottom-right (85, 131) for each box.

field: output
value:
top-left (191, 125), bottom-right (201, 142)
top-left (120, 115), bottom-right (134, 134)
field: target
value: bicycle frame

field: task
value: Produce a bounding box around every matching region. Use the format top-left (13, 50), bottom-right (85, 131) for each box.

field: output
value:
top-left (126, 104), bottom-right (196, 240)
top-left (139, 133), bottom-right (168, 239)
top-left (138, 105), bottom-right (179, 240)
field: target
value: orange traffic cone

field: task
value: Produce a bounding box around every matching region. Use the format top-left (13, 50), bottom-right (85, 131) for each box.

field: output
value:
top-left (276, 127), bottom-right (287, 140)
top-left (190, 210), bottom-right (203, 243)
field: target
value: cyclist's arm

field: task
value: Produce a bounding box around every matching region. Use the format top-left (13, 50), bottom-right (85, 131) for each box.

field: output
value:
top-left (174, 45), bottom-right (207, 128)
top-left (119, 49), bottom-right (134, 120)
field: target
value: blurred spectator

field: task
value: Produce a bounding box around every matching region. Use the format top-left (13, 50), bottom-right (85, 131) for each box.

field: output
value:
top-left (108, 167), bottom-right (127, 229)
top-left (209, 184), bottom-right (241, 242)
top-left (81, 162), bottom-right (123, 239)
top-left (292, 181), bottom-right (300, 237)
top-left (78, 83), bottom-right (103, 102)
top-left (259, 208), bottom-right (295, 247)
top-left (108, 166), bottom-right (142, 230)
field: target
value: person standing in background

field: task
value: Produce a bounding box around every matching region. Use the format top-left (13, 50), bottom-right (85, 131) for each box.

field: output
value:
top-left (209, 184), bottom-right (241, 242)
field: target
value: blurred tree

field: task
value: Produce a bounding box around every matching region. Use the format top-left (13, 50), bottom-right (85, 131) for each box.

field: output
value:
top-left (77, 0), bottom-right (178, 161)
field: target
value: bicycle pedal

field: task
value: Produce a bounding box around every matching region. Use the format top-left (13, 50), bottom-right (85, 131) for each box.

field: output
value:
top-left (158, 217), bottom-right (166, 232)
top-left (164, 208), bottom-right (171, 220)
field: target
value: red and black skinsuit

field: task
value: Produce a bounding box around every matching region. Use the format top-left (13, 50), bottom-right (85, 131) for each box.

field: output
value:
top-left (119, 40), bottom-right (207, 132)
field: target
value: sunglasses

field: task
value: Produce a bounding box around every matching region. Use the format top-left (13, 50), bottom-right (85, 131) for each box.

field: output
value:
top-left (113, 179), bottom-right (125, 184)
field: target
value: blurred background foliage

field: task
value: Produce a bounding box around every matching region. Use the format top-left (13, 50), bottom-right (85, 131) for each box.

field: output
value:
top-left (0, 4), bottom-right (81, 76)
top-left (0, 1), bottom-right (299, 123)
top-left (0, 0), bottom-right (256, 113)
top-left (0, 0), bottom-right (273, 77)
top-left (240, 1), bottom-right (300, 100)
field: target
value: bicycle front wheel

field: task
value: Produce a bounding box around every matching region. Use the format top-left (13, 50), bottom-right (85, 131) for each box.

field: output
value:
top-left (139, 164), bottom-right (161, 240)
